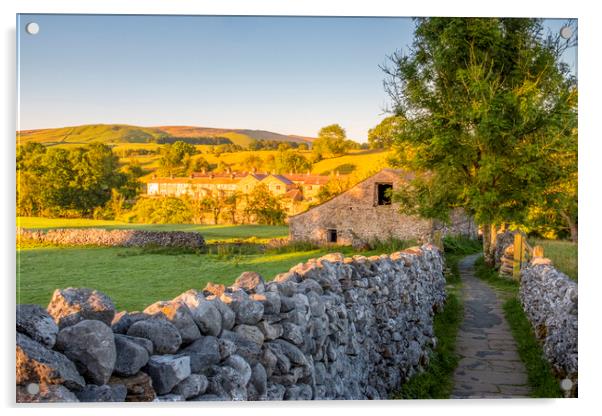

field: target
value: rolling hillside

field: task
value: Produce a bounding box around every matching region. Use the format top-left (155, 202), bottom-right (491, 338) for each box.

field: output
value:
top-left (17, 124), bottom-right (315, 148)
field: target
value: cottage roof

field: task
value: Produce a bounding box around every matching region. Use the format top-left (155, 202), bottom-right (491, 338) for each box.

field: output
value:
top-left (146, 177), bottom-right (241, 185)
top-left (282, 173), bottom-right (333, 185)
top-left (269, 174), bottom-right (294, 185)
top-left (283, 189), bottom-right (304, 201)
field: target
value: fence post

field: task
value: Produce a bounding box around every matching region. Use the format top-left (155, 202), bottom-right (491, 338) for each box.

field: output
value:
top-left (512, 233), bottom-right (523, 281)
top-left (433, 230), bottom-right (443, 251)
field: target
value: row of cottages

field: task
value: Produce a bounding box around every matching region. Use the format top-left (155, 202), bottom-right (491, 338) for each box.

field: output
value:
top-left (145, 171), bottom-right (334, 215)
top-left (288, 168), bottom-right (477, 247)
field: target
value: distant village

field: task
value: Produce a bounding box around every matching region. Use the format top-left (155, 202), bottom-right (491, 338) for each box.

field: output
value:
top-left (145, 170), bottom-right (337, 216)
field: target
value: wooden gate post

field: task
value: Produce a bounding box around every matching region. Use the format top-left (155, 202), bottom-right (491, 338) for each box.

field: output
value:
top-left (512, 233), bottom-right (523, 281)
top-left (432, 230), bottom-right (443, 251)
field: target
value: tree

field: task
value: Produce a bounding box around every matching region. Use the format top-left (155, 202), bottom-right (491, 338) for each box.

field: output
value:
top-left (222, 192), bottom-right (241, 224)
top-left (17, 142), bottom-right (138, 217)
top-left (242, 154), bottom-right (264, 172)
top-left (186, 156), bottom-right (211, 175)
top-left (273, 150), bottom-right (312, 174)
top-left (158, 141), bottom-right (197, 175)
top-left (313, 124), bottom-right (349, 158)
top-left (200, 192), bottom-right (228, 225)
top-left (382, 18), bottom-right (577, 262)
top-left (368, 116), bottom-right (405, 149)
top-left (244, 184), bottom-right (286, 225)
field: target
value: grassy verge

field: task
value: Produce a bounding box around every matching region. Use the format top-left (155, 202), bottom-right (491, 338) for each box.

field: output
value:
top-left (393, 236), bottom-right (480, 399)
top-left (473, 256), bottom-right (563, 398)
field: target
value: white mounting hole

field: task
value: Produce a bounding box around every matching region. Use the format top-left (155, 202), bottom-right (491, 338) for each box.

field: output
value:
top-left (560, 378), bottom-right (573, 391)
top-left (26, 22), bottom-right (40, 35)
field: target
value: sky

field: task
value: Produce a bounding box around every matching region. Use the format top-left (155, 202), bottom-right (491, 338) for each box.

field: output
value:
top-left (17, 15), bottom-right (576, 142)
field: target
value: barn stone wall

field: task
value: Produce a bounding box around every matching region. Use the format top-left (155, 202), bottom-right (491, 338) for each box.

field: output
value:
top-left (289, 169), bottom-right (476, 246)
top-left (16, 244), bottom-right (446, 402)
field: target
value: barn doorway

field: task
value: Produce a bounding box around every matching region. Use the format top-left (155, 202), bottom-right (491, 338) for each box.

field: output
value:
top-left (327, 229), bottom-right (338, 243)
top-left (376, 183), bottom-right (393, 205)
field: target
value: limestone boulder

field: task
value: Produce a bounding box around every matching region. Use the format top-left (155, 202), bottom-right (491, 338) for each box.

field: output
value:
top-left (224, 354), bottom-right (252, 385)
top-left (126, 317), bottom-right (181, 354)
top-left (248, 362), bottom-right (268, 401)
top-left (232, 271), bottom-right (265, 293)
top-left (179, 336), bottom-right (221, 373)
top-left (47, 288), bottom-right (115, 329)
top-left (111, 311), bottom-right (151, 334)
top-left (144, 355), bottom-right (191, 395)
top-left (220, 330), bottom-right (262, 365)
top-left (16, 304), bottom-right (59, 349)
top-left (203, 282), bottom-right (225, 297)
top-left (234, 324), bottom-right (265, 346)
top-left (234, 299), bottom-right (264, 325)
top-left (55, 319), bottom-right (116, 385)
top-left (113, 334), bottom-right (150, 376)
top-left (171, 373), bottom-right (208, 399)
top-left (190, 301), bottom-right (222, 337)
top-left (16, 332), bottom-right (85, 390)
top-left (208, 297), bottom-right (235, 331)
top-left (143, 300), bottom-right (201, 344)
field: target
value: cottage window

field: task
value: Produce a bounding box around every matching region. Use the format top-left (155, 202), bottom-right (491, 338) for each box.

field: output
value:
top-left (376, 183), bottom-right (393, 205)
top-left (327, 229), bottom-right (338, 243)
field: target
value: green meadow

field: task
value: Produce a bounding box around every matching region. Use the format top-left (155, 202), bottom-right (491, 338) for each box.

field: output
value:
top-left (16, 245), bottom-right (333, 311)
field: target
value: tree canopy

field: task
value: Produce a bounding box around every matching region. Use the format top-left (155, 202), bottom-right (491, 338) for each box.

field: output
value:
top-left (383, 18), bottom-right (577, 241)
top-left (368, 116), bottom-right (405, 149)
top-left (313, 124), bottom-right (350, 158)
top-left (17, 142), bottom-right (137, 217)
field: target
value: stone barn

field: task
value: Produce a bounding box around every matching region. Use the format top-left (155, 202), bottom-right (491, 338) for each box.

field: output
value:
top-left (288, 169), bottom-right (476, 246)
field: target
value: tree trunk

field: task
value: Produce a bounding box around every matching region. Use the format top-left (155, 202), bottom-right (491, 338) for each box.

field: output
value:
top-left (482, 223), bottom-right (491, 260)
top-left (482, 224), bottom-right (498, 267)
top-left (561, 211), bottom-right (578, 243)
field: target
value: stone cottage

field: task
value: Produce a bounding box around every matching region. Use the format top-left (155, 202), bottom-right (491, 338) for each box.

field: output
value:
top-left (288, 169), bottom-right (476, 246)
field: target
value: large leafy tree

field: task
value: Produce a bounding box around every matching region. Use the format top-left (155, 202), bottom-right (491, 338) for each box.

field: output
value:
top-left (313, 124), bottom-right (349, 159)
top-left (17, 142), bottom-right (137, 217)
top-left (368, 116), bottom-right (405, 149)
top-left (383, 18), bottom-right (577, 260)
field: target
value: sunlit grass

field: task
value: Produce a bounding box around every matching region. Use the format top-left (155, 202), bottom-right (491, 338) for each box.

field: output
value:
top-left (530, 238), bottom-right (577, 281)
top-left (16, 246), bottom-right (329, 311)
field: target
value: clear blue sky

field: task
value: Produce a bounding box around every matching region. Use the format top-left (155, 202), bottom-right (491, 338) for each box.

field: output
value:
top-left (17, 15), bottom-right (576, 142)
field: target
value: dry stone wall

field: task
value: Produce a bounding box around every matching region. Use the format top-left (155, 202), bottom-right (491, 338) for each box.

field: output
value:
top-left (17, 227), bottom-right (205, 249)
top-left (519, 263), bottom-right (578, 383)
top-left (16, 244), bottom-right (446, 402)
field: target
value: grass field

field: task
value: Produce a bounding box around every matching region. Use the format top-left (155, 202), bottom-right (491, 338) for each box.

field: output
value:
top-left (530, 238), bottom-right (578, 280)
top-left (17, 217), bottom-right (288, 243)
top-left (16, 246), bottom-right (334, 311)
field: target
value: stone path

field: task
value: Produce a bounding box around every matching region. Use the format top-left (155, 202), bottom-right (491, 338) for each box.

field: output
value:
top-left (451, 254), bottom-right (531, 399)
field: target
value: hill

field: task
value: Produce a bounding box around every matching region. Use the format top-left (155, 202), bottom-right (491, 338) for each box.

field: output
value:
top-left (17, 124), bottom-right (315, 148)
